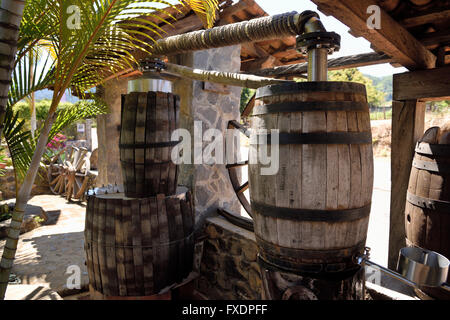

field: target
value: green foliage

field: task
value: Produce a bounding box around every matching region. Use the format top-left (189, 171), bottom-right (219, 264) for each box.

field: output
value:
top-left (366, 74), bottom-right (392, 103)
top-left (430, 100), bottom-right (450, 114)
top-left (328, 68), bottom-right (386, 107)
top-left (370, 109), bottom-right (392, 120)
top-left (2, 98), bottom-right (107, 182)
top-left (13, 99), bottom-right (75, 121)
top-left (2, 106), bottom-right (34, 182)
top-left (240, 88), bottom-right (255, 113)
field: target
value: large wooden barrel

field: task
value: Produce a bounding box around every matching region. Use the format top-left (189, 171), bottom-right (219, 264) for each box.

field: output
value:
top-left (120, 91), bottom-right (179, 198)
top-left (84, 187), bottom-right (194, 298)
top-left (249, 81), bottom-right (373, 274)
top-left (405, 133), bottom-right (450, 299)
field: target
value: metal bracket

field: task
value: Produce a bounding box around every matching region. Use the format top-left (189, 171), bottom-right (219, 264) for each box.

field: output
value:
top-left (138, 58), bottom-right (167, 74)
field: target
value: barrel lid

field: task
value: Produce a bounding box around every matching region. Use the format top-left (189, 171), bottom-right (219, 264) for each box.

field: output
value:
top-left (255, 81), bottom-right (367, 99)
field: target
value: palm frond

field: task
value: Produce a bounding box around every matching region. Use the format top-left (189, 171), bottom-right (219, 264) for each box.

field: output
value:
top-left (184, 0), bottom-right (219, 28)
top-left (47, 98), bottom-right (109, 142)
top-left (2, 106), bottom-right (33, 181)
top-left (7, 51), bottom-right (55, 108)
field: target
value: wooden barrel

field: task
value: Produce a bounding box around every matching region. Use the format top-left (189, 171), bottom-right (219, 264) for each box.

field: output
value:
top-left (249, 81), bottom-right (373, 274)
top-left (84, 187), bottom-right (194, 297)
top-left (405, 137), bottom-right (450, 299)
top-left (120, 91), bottom-right (179, 198)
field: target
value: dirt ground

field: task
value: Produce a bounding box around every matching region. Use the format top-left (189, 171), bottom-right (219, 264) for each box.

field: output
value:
top-left (372, 111), bottom-right (450, 157)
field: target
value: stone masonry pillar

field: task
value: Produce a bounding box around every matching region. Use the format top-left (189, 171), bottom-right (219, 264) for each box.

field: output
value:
top-left (171, 45), bottom-right (242, 230)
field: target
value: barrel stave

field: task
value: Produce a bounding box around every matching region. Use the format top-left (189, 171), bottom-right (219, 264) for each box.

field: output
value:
top-left (84, 190), bottom-right (194, 297)
top-left (249, 82), bottom-right (373, 272)
top-left (120, 91), bottom-right (179, 198)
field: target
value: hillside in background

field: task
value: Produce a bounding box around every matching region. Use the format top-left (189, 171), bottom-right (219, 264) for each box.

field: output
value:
top-left (364, 74), bottom-right (393, 105)
top-left (34, 89), bottom-right (79, 104)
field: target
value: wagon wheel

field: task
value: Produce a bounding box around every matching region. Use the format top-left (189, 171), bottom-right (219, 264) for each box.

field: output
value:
top-left (47, 146), bottom-right (93, 201)
top-left (47, 147), bottom-right (69, 195)
top-left (226, 120), bottom-right (252, 217)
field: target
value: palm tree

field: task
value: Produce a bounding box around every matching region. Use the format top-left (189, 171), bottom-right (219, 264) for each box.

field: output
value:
top-left (0, 0), bottom-right (26, 139)
top-left (0, 0), bottom-right (219, 299)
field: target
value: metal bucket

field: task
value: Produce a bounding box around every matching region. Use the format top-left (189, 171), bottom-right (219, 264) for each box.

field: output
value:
top-left (397, 247), bottom-right (450, 287)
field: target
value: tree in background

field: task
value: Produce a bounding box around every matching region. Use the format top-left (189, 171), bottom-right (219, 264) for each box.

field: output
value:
top-left (240, 88), bottom-right (255, 114)
top-left (328, 68), bottom-right (386, 107)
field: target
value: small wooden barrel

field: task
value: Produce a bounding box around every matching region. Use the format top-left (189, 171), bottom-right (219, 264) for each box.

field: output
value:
top-left (84, 187), bottom-right (194, 297)
top-left (249, 82), bottom-right (373, 274)
top-left (120, 91), bottom-right (179, 198)
top-left (405, 140), bottom-right (450, 299)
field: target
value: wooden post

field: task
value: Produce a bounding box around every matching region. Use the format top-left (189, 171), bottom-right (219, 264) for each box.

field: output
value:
top-left (388, 100), bottom-right (425, 269)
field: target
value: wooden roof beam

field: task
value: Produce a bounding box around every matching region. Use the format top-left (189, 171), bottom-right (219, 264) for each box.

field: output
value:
top-left (401, 9), bottom-right (450, 28)
top-left (252, 52), bottom-right (393, 77)
top-left (393, 66), bottom-right (450, 101)
top-left (312, 0), bottom-right (436, 70)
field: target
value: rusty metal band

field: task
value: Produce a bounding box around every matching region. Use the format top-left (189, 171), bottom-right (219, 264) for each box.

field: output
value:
top-left (255, 236), bottom-right (363, 276)
top-left (253, 131), bottom-right (372, 145)
top-left (256, 81), bottom-right (366, 99)
top-left (119, 140), bottom-right (180, 149)
top-left (407, 192), bottom-right (450, 212)
top-left (415, 142), bottom-right (450, 156)
top-left (412, 159), bottom-right (450, 174)
top-left (251, 201), bottom-right (371, 222)
top-left (252, 101), bottom-right (368, 115)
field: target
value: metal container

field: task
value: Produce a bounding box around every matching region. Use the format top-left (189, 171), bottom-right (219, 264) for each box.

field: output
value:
top-left (397, 247), bottom-right (449, 287)
top-left (127, 77), bottom-right (172, 93)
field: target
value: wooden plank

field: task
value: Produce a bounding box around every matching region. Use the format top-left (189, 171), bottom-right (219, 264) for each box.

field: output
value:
top-left (401, 10), bottom-right (450, 28)
top-left (418, 30), bottom-right (450, 49)
top-left (388, 100), bottom-right (425, 269)
top-left (149, 196), bottom-right (160, 293)
top-left (140, 198), bottom-right (154, 295)
top-left (134, 93), bottom-right (147, 196)
top-left (253, 52), bottom-right (393, 77)
top-left (171, 197), bottom-right (184, 282)
top-left (121, 93), bottom-right (137, 196)
top-left (92, 198), bottom-right (102, 292)
top-left (114, 199), bottom-right (127, 296)
top-left (131, 200), bottom-right (144, 295)
top-left (241, 55), bottom-right (282, 71)
top-left (275, 112), bottom-right (293, 248)
top-left (105, 198), bottom-right (119, 296)
top-left (312, 0), bottom-right (436, 69)
top-left (145, 92), bottom-right (156, 194)
top-left (167, 94), bottom-right (177, 195)
top-left (393, 66), bottom-right (450, 101)
top-left (159, 93), bottom-right (170, 194)
top-left (156, 194), bottom-right (170, 292)
top-left (84, 198), bottom-right (96, 294)
top-left (301, 111), bottom-right (326, 249)
top-left (165, 197), bottom-right (178, 286)
top-left (122, 198), bottom-right (137, 295)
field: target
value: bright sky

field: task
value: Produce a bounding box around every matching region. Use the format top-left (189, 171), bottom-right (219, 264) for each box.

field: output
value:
top-left (256, 0), bottom-right (407, 77)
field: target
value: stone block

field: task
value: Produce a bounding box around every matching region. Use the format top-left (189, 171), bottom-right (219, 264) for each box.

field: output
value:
top-left (248, 268), bottom-right (262, 294)
top-left (228, 237), bottom-right (242, 256)
top-left (205, 224), bottom-right (221, 239)
top-left (233, 280), bottom-right (254, 300)
top-left (241, 239), bottom-right (258, 262)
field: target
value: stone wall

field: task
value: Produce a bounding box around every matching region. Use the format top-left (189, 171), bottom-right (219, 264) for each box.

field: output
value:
top-left (172, 45), bottom-right (243, 230)
top-left (0, 167), bottom-right (50, 200)
top-left (196, 216), bottom-right (262, 300)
